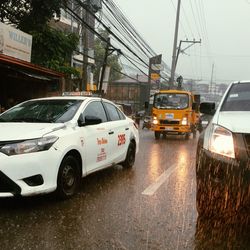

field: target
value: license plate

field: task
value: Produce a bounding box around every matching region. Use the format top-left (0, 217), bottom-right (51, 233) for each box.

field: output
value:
top-left (202, 121), bottom-right (209, 125)
top-left (166, 113), bottom-right (174, 119)
top-left (165, 127), bottom-right (173, 131)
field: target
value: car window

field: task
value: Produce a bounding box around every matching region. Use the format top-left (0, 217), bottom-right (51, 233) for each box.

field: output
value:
top-left (82, 101), bottom-right (107, 122)
top-left (104, 102), bottom-right (121, 121)
top-left (0, 99), bottom-right (82, 123)
top-left (117, 108), bottom-right (126, 120)
top-left (221, 83), bottom-right (250, 111)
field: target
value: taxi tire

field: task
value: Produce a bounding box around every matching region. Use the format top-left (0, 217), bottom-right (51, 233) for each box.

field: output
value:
top-left (121, 142), bottom-right (136, 168)
top-left (56, 155), bottom-right (81, 199)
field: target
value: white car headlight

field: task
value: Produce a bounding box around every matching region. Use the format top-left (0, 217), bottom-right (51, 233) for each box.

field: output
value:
top-left (208, 125), bottom-right (235, 158)
top-left (0, 136), bottom-right (58, 156)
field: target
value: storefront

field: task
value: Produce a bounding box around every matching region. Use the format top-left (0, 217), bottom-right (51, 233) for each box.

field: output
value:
top-left (0, 22), bottom-right (65, 112)
top-left (0, 53), bottom-right (65, 112)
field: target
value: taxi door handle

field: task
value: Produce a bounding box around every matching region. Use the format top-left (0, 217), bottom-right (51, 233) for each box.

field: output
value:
top-left (108, 131), bottom-right (114, 135)
top-left (125, 128), bottom-right (129, 130)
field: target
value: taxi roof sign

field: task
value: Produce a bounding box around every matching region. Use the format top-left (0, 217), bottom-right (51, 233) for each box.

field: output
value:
top-left (62, 91), bottom-right (92, 96)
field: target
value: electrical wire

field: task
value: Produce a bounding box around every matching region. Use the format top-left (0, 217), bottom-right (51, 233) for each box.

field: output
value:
top-left (67, 0), bottom-right (171, 82)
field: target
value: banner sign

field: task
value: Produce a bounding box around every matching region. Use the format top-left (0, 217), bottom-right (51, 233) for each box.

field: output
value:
top-left (148, 54), bottom-right (162, 89)
top-left (0, 22), bottom-right (32, 62)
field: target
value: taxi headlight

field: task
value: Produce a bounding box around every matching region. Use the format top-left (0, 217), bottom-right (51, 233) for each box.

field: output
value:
top-left (0, 136), bottom-right (58, 156)
top-left (209, 125), bottom-right (235, 158)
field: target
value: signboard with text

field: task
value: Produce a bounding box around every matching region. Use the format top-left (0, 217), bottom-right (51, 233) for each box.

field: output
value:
top-left (0, 22), bottom-right (32, 62)
top-left (150, 73), bottom-right (160, 81)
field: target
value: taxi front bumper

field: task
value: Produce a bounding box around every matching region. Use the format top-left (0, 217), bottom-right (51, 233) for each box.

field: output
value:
top-left (0, 148), bottom-right (61, 197)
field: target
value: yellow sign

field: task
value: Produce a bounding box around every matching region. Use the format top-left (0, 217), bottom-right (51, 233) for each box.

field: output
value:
top-left (150, 73), bottom-right (160, 80)
top-left (87, 83), bottom-right (97, 91)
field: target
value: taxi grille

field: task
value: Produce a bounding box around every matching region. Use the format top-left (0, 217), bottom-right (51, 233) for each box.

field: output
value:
top-left (244, 134), bottom-right (250, 157)
top-left (160, 120), bottom-right (179, 125)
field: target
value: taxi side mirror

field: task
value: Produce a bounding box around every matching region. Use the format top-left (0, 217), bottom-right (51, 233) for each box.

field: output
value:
top-left (78, 115), bottom-right (102, 127)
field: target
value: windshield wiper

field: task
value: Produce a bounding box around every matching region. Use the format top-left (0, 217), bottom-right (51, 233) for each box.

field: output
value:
top-left (10, 117), bottom-right (48, 123)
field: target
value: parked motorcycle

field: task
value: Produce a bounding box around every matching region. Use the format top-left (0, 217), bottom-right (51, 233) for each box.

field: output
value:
top-left (142, 116), bottom-right (151, 129)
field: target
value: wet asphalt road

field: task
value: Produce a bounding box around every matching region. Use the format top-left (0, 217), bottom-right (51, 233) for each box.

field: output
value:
top-left (0, 128), bottom-right (249, 250)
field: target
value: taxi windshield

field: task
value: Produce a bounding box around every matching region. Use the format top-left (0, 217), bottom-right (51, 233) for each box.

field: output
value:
top-left (153, 93), bottom-right (189, 110)
top-left (221, 83), bottom-right (250, 111)
top-left (0, 99), bottom-right (83, 123)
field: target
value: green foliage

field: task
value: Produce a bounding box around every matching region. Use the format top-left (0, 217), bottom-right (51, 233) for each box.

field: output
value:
top-left (0, 0), bottom-right (67, 32)
top-left (31, 26), bottom-right (79, 77)
top-left (0, 0), bottom-right (79, 77)
top-left (94, 29), bottom-right (122, 83)
top-left (46, 59), bottom-right (80, 77)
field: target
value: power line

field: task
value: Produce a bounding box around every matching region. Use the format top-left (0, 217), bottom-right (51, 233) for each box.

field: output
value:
top-left (66, 0), bottom-right (171, 82)
top-left (180, 3), bottom-right (195, 39)
top-left (102, 0), bottom-right (155, 58)
top-left (189, 0), bottom-right (201, 38)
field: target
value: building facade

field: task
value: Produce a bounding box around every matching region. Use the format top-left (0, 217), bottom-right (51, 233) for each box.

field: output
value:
top-left (106, 75), bottom-right (149, 113)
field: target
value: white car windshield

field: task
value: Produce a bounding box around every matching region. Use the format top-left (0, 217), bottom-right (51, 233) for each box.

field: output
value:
top-left (221, 83), bottom-right (250, 111)
top-left (0, 99), bottom-right (83, 123)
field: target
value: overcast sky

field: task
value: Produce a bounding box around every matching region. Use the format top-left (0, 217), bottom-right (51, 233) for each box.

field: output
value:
top-left (114, 0), bottom-right (250, 84)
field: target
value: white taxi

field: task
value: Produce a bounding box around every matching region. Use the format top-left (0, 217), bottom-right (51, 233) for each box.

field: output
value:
top-left (0, 96), bottom-right (139, 198)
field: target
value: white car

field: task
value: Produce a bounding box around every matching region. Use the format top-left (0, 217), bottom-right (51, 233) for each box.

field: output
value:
top-left (196, 81), bottom-right (250, 217)
top-left (0, 96), bottom-right (139, 198)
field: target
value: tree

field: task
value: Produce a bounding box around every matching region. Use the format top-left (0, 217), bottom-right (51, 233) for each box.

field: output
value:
top-left (94, 29), bottom-right (122, 83)
top-left (31, 26), bottom-right (79, 77)
top-left (0, 0), bottom-right (66, 32)
top-left (0, 0), bottom-right (79, 77)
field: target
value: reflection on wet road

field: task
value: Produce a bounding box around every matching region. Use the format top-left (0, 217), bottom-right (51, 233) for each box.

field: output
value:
top-left (0, 129), bottom-right (249, 249)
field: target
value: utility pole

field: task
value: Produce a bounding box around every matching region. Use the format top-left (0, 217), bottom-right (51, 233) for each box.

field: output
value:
top-left (175, 39), bottom-right (201, 71)
top-left (169, 0), bottom-right (181, 88)
top-left (210, 63), bottom-right (215, 94)
top-left (81, 9), bottom-right (89, 91)
top-left (99, 37), bottom-right (110, 96)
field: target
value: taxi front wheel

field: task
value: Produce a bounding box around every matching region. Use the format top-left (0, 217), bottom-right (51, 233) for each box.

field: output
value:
top-left (56, 155), bottom-right (81, 199)
top-left (121, 142), bottom-right (136, 168)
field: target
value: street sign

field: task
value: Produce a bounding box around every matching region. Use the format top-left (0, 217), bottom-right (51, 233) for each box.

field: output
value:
top-left (151, 64), bottom-right (164, 71)
top-left (0, 22), bottom-right (32, 62)
top-left (150, 73), bottom-right (160, 80)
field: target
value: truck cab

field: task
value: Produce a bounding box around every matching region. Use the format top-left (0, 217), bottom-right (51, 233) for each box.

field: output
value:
top-left (151, 89), bottom-right (200, 139)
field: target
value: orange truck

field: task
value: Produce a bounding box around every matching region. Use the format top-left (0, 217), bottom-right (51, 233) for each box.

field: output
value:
top-left (150, 89), bottom-right (200, 139)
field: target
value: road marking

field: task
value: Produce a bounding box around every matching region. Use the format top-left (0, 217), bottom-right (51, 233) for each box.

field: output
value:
top-left (142, 164), bottom-right (178, 196)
